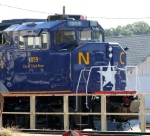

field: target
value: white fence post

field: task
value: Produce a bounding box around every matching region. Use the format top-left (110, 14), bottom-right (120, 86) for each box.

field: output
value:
top-left (30, 96), bottom-right (35, 129)
top-left (63, 95), bottom-right (69, 130)
top-left (101, 95), bottom-right (106, 131)
top-left (140, 94), bottom-right (146, 132)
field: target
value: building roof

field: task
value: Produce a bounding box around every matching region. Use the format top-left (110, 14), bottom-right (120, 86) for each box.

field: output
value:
top-left (105, 35), bottom-right (150, 66)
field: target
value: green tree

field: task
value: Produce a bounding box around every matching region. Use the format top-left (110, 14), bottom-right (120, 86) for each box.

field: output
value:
top-left (105, 28), bottom-right (114, 37)
top-left (105, 21), bottom-right (150, 37)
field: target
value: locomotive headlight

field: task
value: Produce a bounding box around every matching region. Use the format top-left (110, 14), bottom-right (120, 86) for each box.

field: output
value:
top-left (109, 53), bottom-right (113, 58)
top-left (108, 46), bottom-right (112, 52)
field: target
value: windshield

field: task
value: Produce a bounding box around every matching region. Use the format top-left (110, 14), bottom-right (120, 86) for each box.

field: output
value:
top-left (54, 30), bottom-right (76, 44)
top-left (94, 31), bottom-right (104, 42)
top-left (79, 30), bottom-right (91, 40)
top-left (3, 31), bottom-right (11, 45)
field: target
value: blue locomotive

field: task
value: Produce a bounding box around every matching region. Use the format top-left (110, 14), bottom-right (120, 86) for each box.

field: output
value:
top-left (0, 15), bottom-right (138, 130)
top-left (0, 14), bottom-right (126, 93)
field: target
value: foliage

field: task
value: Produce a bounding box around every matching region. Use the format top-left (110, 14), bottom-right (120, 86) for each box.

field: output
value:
top-left (105, 21), bottom-right (150, 37)
top-left (0, 128), bottom-right (17, 136)
top-left (0, 124), bottom-right (20, 136)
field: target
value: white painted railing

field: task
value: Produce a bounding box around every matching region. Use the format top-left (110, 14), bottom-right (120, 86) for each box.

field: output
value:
top-left (0, 93), bottom-right (149, 132)
top-left (75, 65), bottom-right (140, 111)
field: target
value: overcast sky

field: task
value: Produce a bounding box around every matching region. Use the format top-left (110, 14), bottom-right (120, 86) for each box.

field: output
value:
top-left (0, 0), bottom-right (150, 29)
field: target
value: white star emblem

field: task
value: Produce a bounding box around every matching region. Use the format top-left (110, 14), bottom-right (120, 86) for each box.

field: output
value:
top-left (97, 61), bottom-right (116, 90)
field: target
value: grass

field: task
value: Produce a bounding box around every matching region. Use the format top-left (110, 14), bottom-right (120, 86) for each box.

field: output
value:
top-left (0, 128), bottom-right (19, 136)
top-left (0, 123), bottom-right (20, 136)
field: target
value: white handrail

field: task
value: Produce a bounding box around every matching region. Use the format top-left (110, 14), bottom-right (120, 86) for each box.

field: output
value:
top-left (75, 69), bottom-right (90, 111)
top-left (85, 66), bottom-right (116, 109)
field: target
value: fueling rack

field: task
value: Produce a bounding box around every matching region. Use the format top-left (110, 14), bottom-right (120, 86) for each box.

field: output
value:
top-left (0, 92), bottom-right (149, 133)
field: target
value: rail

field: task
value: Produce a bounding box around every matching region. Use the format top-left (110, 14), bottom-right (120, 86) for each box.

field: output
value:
top-left (0, 93), bottom-right (149, 132)
top-left (18, 129), bottom-right (150, 135)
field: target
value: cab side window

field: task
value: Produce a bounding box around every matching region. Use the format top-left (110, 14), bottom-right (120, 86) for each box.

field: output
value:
top-left (54, 31), bottom-right (75, 44)
top-left (35, 37), bottom-right (40, 49)
top-left (26, 33), bottom-right (48, 50)
top-left (27, 37), bottom-right (34, 49)
top-left (41, 33), bottom-right (48, 49)
top-left (19, 36), bottom-right (25, 50)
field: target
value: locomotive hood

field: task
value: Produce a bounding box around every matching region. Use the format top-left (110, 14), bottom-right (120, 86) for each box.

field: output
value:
top-left (70, 42), bottom-right (126, 92)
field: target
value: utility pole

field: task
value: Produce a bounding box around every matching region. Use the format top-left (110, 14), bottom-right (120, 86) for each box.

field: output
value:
top-left (63, 6), bottom-right (65, 14)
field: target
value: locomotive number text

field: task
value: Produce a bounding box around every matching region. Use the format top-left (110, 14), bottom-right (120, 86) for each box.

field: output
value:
top-left (28, 57), bottom-right (39, 62)
top-left (67, 21), bottom-right (82, 27)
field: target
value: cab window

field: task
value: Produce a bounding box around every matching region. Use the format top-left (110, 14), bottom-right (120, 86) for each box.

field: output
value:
top-left (27, 37), bottom-right (34, 49)
top-left (19, 36), bottom-right (24, 50)
top-left (0, 32), bottom-right (6, 45)
top-left (94, 31), bottom-right (104, 42)
top-left (26, 33), bottom-right (48, 50)
top-left (41, 33), bottom-right (48, 49)
top-left (3, 31), bottom-right (11, 45)
top-left (35, 37), bottom-right (40, 49)
top-left (79, 30), bottom-right (91, 40)
top-left (54, 30), bottom-right (75, 44)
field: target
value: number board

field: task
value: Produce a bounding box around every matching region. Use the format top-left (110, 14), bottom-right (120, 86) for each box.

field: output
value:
top-left (67, 21), bottom-right (83, 27)
top-left (28, 57), bottom-right (39, 62)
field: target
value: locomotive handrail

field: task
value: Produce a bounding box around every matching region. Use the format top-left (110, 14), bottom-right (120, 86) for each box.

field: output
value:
top-left (85, 66), bottom-right (116, 109)
top-left (75, 69), bottom-right (90, 111)
top-left (75, 65), bottom-right (140, 110)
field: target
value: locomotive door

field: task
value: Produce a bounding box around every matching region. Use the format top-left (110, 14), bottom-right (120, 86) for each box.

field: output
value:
top-left (26, 30), bottom-right (50, 91)
top-left (13, 29), bottom-right (50, 91)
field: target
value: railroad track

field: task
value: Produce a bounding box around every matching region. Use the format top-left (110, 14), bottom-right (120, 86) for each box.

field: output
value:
top-left (18, 129), bottom-right (150, 135)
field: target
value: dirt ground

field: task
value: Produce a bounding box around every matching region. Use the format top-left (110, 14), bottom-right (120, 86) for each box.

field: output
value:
top-left (0, 130), bottom-right (60, 136)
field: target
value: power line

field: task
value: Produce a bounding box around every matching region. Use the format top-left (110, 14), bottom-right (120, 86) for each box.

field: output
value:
top-left (88, 17), bottom-right (150, 19)
top-left (0, 3), bottom-right (56, 14)
top-left (1, 3), bottom-right (150, 20)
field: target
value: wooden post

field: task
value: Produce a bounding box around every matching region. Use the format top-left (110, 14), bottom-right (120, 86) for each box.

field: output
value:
top-left (63, 95), bottom-right (69, 130)
top-left (101, 95), bottom-right (106, 131)
top-left (30, 96), bottom-right (35, 129)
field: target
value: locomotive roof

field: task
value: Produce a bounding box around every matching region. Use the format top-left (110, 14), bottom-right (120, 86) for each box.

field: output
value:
top-left (13, 21), bottom-right (60, 31)
top-left (1, 19), bottom-right (46, 25)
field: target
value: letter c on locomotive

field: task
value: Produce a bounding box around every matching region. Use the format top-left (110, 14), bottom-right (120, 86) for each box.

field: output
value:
top-left (120, 52), bottom-right (125, 65)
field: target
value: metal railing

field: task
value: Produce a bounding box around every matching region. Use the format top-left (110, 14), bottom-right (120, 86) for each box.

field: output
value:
top-left (0, 93), bottom-right (149, 132)
top-left (75, 65), bottom-right (140, 112)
